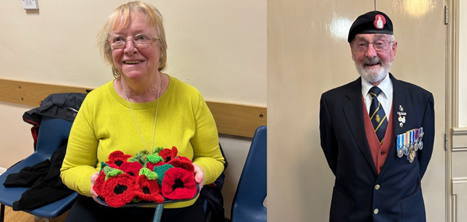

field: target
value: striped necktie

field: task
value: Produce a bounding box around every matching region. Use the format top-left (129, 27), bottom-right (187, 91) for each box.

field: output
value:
top-left (369, 86), bottom-right (388, 144)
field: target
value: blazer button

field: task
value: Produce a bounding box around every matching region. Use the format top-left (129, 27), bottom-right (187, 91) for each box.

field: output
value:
top-left (375, 184), bottom-right (380, 190)
top-left (374, 208), bottom-right (379, 215)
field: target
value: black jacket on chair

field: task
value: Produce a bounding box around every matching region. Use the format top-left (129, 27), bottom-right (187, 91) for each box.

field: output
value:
top-left (4, 142), bottom-right (73, 211)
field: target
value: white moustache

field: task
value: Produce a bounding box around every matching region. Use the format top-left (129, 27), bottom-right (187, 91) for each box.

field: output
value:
top-left (363, 57), bottom-right (381, 66)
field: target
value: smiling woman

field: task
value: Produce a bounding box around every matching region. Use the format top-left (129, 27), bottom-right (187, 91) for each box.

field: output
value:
top-left (98, 2), bottom-right (168, 78)
top-left (110, 10), bottom-right (165, 102)
top-left (59, 2), bottom-right (226, 222)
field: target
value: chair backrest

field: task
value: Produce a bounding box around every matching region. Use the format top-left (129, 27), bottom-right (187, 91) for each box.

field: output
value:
top-left (35, 116), bottom-right (73, 159)
top-left (0, 114), bottom-right (78, 219)
top-left (231, 126), bottom-right (267, 222)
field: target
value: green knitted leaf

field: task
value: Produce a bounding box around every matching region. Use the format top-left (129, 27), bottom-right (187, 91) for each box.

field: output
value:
top-left (152, 146), bottom-right (164, 154)
top-left (153, 164), bottom-right (173, 185)
top-left (100, 162), bottom-right (109, 171)
top-left (102, 166), bottom-right (115, 174)
top-left (128, 150), bottom-right (151, 165)
top-left (103, 166), bottom-right (124, 180)
top-left (147, 154), bottom-right (163, 164)
top-left (139, 167), bottom-right (159, 180)
top-left (137, 150), bottom-right (151, 157)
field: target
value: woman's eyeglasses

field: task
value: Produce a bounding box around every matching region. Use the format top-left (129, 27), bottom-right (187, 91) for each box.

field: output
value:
top-left (108, 33), bottom-right (159, 49)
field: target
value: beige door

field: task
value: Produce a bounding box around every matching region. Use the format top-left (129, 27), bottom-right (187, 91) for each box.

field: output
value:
top-left (448, 0), bottom-right (467, 221)
top-left (268, 0), bottom-right (446, 221)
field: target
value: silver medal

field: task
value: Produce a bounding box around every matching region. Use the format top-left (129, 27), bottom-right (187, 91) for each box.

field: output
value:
top-left (397, 149), bottom-right (404, 158)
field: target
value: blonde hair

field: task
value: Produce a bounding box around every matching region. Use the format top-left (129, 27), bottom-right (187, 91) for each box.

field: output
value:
top-left (97, 1), bottom-right (168, 78)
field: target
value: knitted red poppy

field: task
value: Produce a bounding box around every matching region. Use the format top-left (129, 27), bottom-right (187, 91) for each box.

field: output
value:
top-left (176, 156), bottom-right (191, 162)
top-left (135, 174), bottom-right (164, 203)
top-left (161, 168), bottom-right (197, 200)
top-left (93, 170), bottom-right (107, 197)
top-left (159, 146), bottom-right (178, 163)
top-left (169, 157), bottom-right (194, 173)
top-left (100, 173), bottom-right (136, 208)
top-left (95, 148), bottom-right (197, 207)
top-left (154, 164), bottom-right (174, 186)
top-left (106, 151), bottom-right (132, 168)
top-left (119, 161), bottom-right (143, 178)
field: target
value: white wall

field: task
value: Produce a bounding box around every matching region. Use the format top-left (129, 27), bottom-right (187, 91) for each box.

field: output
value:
top-left (0, 0), bottom-right (266, 218)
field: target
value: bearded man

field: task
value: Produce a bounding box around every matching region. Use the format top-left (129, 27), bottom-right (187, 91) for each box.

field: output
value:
top-left (319, 11), bottom-right (434, 222)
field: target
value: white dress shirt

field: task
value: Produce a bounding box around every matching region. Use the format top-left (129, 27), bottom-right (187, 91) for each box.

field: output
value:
top-left (361, 74), bottom-right (393, 120)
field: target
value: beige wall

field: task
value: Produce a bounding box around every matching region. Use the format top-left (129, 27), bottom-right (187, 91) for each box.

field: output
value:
top-left (0, 0), bottom-right (266, 218)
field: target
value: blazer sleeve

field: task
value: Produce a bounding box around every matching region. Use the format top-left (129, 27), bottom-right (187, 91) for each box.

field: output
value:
top-left (418, 93), bottom-right (435, 178)
top-left (320, 94), bottom-right (338, 175)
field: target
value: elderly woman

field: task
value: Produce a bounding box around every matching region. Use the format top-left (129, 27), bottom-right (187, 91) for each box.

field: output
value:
top-left (60, 1), bottom-right (225, 221)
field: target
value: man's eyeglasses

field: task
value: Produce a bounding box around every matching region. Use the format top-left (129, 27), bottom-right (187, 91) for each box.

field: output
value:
top-left (351, 39), bottom-right (393, 52)
top-left (108, 33), bottom-right (160, 49)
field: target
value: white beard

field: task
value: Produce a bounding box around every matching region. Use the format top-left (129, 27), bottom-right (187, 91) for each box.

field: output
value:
top-left (355, 56), bottom-right (391, 83)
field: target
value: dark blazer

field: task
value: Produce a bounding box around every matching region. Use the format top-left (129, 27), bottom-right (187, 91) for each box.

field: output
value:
top-left (319, 74), bottom-right (434, 222)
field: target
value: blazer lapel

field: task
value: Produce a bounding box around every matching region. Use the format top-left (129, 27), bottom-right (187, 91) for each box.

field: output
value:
top-left (343, 78), bottom-right (377, 175)
top-left (379, 74), bottom-right (407, 177)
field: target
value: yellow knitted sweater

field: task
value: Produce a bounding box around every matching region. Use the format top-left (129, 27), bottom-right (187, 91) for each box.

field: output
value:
top-left (60, 75), bottom-right (225, 208)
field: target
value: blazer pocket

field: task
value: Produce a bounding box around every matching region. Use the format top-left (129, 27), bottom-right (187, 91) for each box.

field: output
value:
top-left (400, 188), bottom-right (426, 222)
top-left (330, 187), bottom-right (352, 222)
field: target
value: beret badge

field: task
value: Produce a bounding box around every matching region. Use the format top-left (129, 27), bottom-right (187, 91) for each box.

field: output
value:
top-left (374, 14), bottom-right (386, 29)
top-left (347, 11), bottom-right (393, 43)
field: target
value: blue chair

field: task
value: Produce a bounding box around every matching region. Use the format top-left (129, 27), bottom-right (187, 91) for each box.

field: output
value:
top-left (0, 116), bottom-right (78, 222)
top-left (231, 126), bottom-right (267, 222)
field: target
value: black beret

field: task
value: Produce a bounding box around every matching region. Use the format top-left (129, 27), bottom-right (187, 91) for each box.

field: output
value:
top-left (347, 11), bottom-right (393, 43)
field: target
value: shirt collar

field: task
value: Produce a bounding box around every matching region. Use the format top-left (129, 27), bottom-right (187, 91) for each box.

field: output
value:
top-left (361, 74), bottom-right (392, 99)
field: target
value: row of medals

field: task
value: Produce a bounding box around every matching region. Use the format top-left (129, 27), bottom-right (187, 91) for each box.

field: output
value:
top-left (396, 127), bottom-right (424, 163)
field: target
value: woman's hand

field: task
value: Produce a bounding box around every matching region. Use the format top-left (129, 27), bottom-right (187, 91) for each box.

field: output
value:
top-left (192, 163), bottom-right (205, 190)
top-left (90, 172), bottom-right (104, 205)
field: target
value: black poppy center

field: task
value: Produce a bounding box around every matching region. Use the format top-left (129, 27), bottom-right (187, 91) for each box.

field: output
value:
top-left (115, 160), bottom-right (124, 166)
top-left (165, 157), bottom-right (172, 162)
top-left (143, 186), bottom-right (151, 194)
top-left (114, 184), bottom-right (128, 194)
top-left (128, 172), bottom-right (134, 176)
top-left (172, 178), bottom-right (185, 191)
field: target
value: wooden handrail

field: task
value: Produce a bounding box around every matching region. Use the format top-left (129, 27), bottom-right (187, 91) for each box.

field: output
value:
top-left (0, 78), bottom-right (266, 138)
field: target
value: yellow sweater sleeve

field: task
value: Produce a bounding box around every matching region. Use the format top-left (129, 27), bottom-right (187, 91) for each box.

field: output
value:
top-left (190, 92), bottom-right (225, 185)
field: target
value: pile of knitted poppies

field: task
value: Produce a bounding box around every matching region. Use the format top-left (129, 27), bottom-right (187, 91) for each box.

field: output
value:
top-left (93, 146), bottom-right (197, 207)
